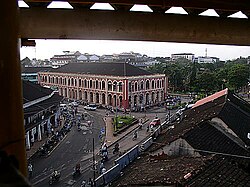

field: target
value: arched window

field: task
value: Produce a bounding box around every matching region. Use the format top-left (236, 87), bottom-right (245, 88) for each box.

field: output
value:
top-left (140, 81), bottom-right (144, 90)
top-left (75, 79), bottom-right (77, 87)
top-left (96, 80), bottom-right (99, 89)
top-left (151, 80), bottom-right (155, 89)
top-left (108, 81), bottom-right (112, 91)
top-left (146, 80), bottom-right (150, 89)
top-left (79, 79), bottom-right (81, 87)
top-left (128, 82), bottom-right (132, 92)
top-left (113, 81), bottom-right (117, 91)
top-left (118, 82), bottom-right (123, 92)
top-left (135, 82), bottom-right (138, 91)
top-left (71, 78), bottom-right (74, 86)
top-left (157, 80), bottom-right (160, 88)
top-left (102, 81), bottom-right (105, 90)
top-left (162, 80), bottom-right (164, 88)
top-left (90, 80), bottom-right (93, 88)
top-left (68, 79), bottom-right (70, 86)
top-left (84, 80), bottom-right (87, 88)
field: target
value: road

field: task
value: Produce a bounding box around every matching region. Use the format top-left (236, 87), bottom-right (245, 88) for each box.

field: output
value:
top-left (30, 107), bottom-right (105, 187)
top-left (29, 104), bottom-right (178, 187)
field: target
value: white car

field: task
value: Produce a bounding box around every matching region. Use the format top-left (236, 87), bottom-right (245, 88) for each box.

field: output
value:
top-left (84, 104), bottom-right (97, 111)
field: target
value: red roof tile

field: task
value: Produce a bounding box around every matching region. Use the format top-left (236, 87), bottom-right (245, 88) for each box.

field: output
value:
top-left (193, 88), bottom-right (228, 108)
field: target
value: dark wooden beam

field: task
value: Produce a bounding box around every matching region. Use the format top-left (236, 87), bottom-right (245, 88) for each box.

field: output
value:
top-left (24, 0), bottom-right (250, 11)
top-left (19, 8), bottom-right (250, 46)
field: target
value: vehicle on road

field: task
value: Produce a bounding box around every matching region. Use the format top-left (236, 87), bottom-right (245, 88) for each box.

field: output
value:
top-left (49, 171), bottom-right (61, 185)
top-left (69, 101), bottom-right (78, 107)
top-left (60, 103), bottom-right (67, 111)
top-left (84, 104), bottom-right (97, 111)
top-left (149, 118), bottom-right (161, 127)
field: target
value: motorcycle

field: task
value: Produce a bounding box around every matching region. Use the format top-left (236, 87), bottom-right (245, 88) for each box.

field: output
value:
top-left (113, 143), bottom-right (120, 154)
top-left (113, 147), bottom-right (119, 154)
top-left (49, 172), bottom-right (61, 185)
top-left (72, 169), bottom-right (81, 178)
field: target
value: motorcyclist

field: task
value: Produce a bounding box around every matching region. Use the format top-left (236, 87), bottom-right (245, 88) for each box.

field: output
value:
top-left (133, 130), bottom-right (138, 140)
top-left (52, 170), bottom-right (59, 179)
top-left (75, 163), bottom-right (81, 174)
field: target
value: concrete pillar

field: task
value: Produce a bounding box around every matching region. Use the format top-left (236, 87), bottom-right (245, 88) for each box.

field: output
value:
top-left (25, 131), bottom-right (30, 150)
top-left (0, 0), bottom-right (27, 175)
top-left (38, 124), bottom-right (42, 141)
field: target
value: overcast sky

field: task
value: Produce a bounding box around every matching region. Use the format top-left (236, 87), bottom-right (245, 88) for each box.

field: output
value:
top-left (20, 39), bottom-right (250, 61)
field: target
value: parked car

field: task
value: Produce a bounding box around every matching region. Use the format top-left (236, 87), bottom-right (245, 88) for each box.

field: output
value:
top-left (69, 101), bottom-right (78, 107)
top-left (84, 104), bottom-right (97, 111)
top-left (149, 118), bottom-right (161, 127)
top-left (60, 103), bottom-right (67, 111)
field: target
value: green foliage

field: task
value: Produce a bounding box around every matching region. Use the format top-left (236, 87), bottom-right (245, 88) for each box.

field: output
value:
top-left (147, 57), bottom-right (250, 94)
top-left (113, 116), bottom-right (134, 131)
top-left (228, 64), bottom-right (249, 90)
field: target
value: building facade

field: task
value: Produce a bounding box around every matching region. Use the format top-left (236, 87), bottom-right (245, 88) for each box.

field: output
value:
top-left (50, 51), bottom-right (81, 68)
top-left (38, 63), bottom-right (167, 110)
top-left (171, 53), bottom-right (195, 61)
top-left (194, 56), bottom-right (220, 63)
top-left (23, 80), bottom-right (62, 151)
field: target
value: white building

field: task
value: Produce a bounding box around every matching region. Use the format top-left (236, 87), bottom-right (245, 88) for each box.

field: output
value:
top-left (171, 53), bottom-right (194, 61)
top-left (195, 56), bottom-right (219, 63)
top-left (50, 51), bottom-right (81, 67)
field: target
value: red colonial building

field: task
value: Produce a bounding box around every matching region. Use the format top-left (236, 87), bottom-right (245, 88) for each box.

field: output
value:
top-left (38, 63), bottom-right (167, 110)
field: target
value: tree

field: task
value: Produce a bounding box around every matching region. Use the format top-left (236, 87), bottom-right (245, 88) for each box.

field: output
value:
top-left (194, 71), bottom-right (218, 94)
top-left (228, 64), bottom-right (249, 90)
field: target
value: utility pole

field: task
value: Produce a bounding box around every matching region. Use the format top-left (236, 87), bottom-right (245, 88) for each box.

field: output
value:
top-left (92, 138), bottom-right (96, 186)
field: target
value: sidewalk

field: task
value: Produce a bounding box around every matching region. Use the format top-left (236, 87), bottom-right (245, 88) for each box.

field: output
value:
top-left (26, 120), bottom-right (65, 160)
top-left (104, 115), bottom-right (149, 148)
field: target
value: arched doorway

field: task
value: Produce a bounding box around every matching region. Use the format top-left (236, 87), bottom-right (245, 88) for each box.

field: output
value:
top-left (84, 91), bottom-right (87, 101)
top-left (96, 93), bottom-right (99, 104)
top-left (108, 94), bottom-right (112, 106)
top-left (146, 93), bottom-right (149, 105)
top-left (152, 92), bottom-right (155, 104)
top-left (139, 94), bottom-right (143, 104)
top-left (113, 95), bottom-right (117, 107)
top-left (90, 92), bottom-right (93, 103)
top-left (119, 96), bottom-right (122, 107)
top-left (79, 90), bottom-right (82, 100)
top-left (134, 95), bottom-right (138, 107)
top-left (102, 93), bottom-right (106, 105)
top-left (64, 88), bottom-right (67, 97)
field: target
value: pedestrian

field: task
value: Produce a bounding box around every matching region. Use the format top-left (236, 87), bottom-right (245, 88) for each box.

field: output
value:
top-left (133, 130), bottom-right (138, 140)
top-left (101, 167), bottom-right (106, 174)
top-left (99, 161), bottom-right (104, 174)
top-left (146, 125), bottom-right (149, 132)
top-left (51, 128), bottom-right (54, 135)
top-left (28, 163), bottom-right (33, 179)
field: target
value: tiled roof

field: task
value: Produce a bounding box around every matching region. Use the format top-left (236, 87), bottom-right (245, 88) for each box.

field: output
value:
top-left (47, 63), bottom-right (153, 76)
top-left (115, 90), bottom-right (250, 186)
top-left (219, 101), bottom-right (250, 146)
top-left (111, 155), bottom-right (207, 186)
top-left (24, 93), bottom-right (63, 119)
top-left (192, 88), bottom-right (228, 108)
top-left (22, 80), bottom-right (53, 104)
top-left (182, 155), bottom-right (250, 187)
top-left (184, 121), bottom-right (249, 157)
top-left (22, 67), bottom-right (52, 73)
top-left (149, 94), bottom-right (227, 152)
